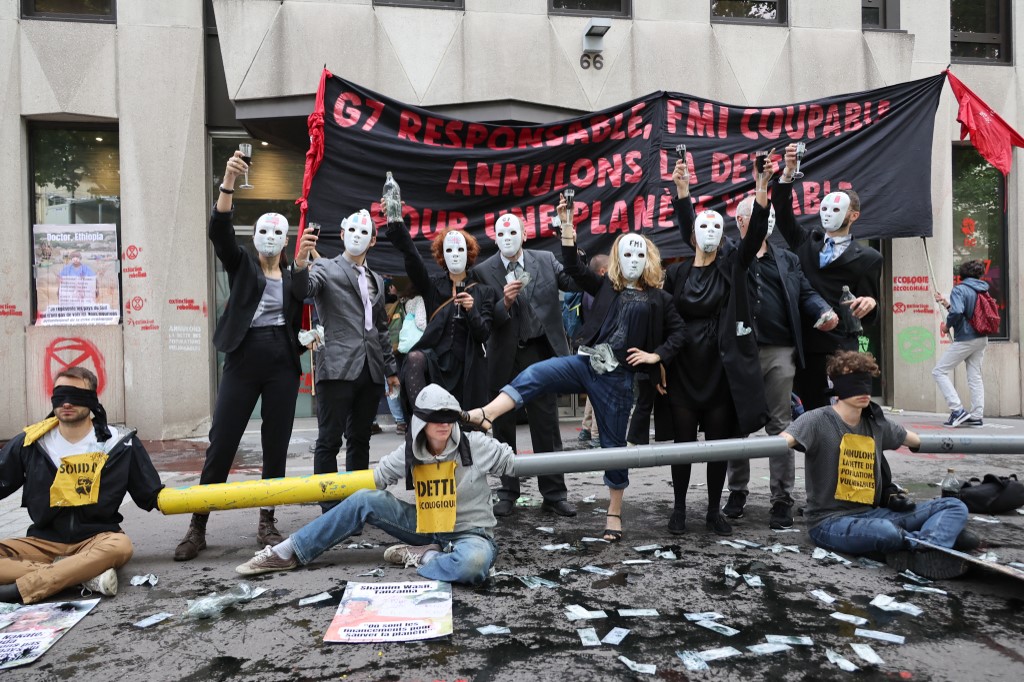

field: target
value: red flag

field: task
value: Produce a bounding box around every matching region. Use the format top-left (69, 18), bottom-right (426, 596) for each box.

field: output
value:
top-left (946, 70), bottom-right (1024, 175)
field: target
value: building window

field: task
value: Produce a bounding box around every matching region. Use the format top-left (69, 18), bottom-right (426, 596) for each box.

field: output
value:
top-left (373, 0), bottom-right (465, 9)
top-left (711, 0), bottom-right (785, 24)
top-left (862, 0), bottom-right (899, 29)
top-left (951, 144), bottom-right (1008, 338)
top-left (30, 126), bottom-right (121, 325)
top-left (21, 0), bottom-right (115, 22)
top-left (550, 0), bottom-right (630, 17)
top-left (951, 0), bottom-right (1011, 63)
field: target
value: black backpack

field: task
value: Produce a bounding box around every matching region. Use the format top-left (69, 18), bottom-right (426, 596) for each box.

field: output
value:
top-left (956, 474), bottom-right (1024, 514)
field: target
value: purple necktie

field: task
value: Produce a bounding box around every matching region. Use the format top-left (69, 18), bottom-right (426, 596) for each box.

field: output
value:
top-left (355, 265), bottom-right (373, 331)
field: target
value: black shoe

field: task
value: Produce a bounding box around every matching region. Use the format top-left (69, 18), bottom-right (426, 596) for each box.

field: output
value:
top-left (964, 417), bottom-right (984, 427)
top-left (953, 529), bottom-right (982, 552)
top-left (706, 513), bottom-right (733, 536)
top-left (493, 499), bottom-right (515, 517)
top-left (722, 491), bottom-right (746, 519)
top-left (542, 500), bottom-right (577, 517)
top-left (577, 429), bottom-right (592, 442)
top-left (668, 509), bottom-right (686, 534)
top-left (769, 502), bottom-right (794, 530)
top-left (885, 550), bottom-right (969, 580)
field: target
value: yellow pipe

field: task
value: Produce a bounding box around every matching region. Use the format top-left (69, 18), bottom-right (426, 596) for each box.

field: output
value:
top-left (156, 470), bottom-right (377, 515)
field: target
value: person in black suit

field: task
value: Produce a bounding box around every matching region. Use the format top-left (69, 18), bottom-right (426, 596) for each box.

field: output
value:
top-left (474, 214), bottom-right (580, 518)
top-left (174, 152), bottom-right (305, 561)
top-left (463, 196), bottom-right (685, 541)
top-left (771, 143), bottom-right (882, 411)
top-left (662, 157), bottom-right (772, 537)
top-left (720, 192), bottom-right (836, 530)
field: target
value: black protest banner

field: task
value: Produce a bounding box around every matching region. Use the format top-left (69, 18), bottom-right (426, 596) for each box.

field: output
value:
top-left (301, 71), bottom-right (945, 273)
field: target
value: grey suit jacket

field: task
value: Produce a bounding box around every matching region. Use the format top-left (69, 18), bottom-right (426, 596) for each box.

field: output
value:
top-left (292, 255), bottom-right (397, 383)
top-left (476, 249), bottom-right (579, 389)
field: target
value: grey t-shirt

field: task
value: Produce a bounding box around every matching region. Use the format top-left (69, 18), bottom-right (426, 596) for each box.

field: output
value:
top-left (786, 406), bottom-right (907, 527)
top-left (251, 278), bottom-right (286, 327)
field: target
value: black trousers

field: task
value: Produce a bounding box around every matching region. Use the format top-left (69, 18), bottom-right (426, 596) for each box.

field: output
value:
top-left (314, 359), bottom-right (381, 476)
top-left (201, 326), bottom-right (299, 486)
top-left (495, 338), bottom-right (568, 502)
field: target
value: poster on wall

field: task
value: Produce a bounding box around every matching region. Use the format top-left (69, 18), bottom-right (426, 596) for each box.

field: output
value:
top-left (33, 224), bottom-right (120, 326)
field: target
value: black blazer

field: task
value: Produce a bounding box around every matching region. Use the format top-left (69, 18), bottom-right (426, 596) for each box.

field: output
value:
top-left (561, 244), bottom-right (685, 384)
top-left (208, 208), bottom-right (305, 374)
top-left (771, 181), bottom-right (882, 354)
top-left (759, 244), bottom-right (832, 368)
top-left (666, 196), bottom-right (769, 435)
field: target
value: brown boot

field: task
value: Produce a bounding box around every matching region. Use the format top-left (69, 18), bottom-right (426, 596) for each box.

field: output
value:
top-left (257, 509), bottom-right (284, 547)
top-left (174, 513), bottom-right (208, 561)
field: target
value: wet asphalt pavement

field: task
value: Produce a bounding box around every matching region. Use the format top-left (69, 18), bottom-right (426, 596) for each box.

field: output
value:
top-left (6, 411), bottom-right (1024, 681)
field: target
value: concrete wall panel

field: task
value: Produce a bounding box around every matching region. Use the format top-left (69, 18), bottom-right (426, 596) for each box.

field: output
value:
top-left (116, 0), bottom-right (202, 27)
top-left (711, 23), bottom-right (791, 104)
top-left (790, 0), bottom-right (860, 31)
top-left (25, 325), bottom-right (125, 424)
top-left (636, 0), bottom-right (705, 23)
top-left (19, 21), bottom-right (117, 118)
top-left (0, 17), bottom-right (28, 435)
top-left (212, 0), bottom-right (284, 100)
top-left (862, 30), bottom-right (916, 85)
top-left (117, 23), bottom-right (210, 439)
top-left (375, 6), bottom-right (463, 100)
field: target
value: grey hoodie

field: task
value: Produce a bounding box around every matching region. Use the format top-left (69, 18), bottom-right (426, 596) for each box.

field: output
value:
top-left (373, 384), bottom-right (517, 533)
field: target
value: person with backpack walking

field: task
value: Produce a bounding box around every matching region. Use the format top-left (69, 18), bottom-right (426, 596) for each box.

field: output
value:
top-left (932, 259), bottom-right (993, 428)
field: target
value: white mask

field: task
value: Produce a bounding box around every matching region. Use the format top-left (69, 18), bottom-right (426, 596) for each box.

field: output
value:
top-left (494, 214), bottom-right (523, 259)
top-left (694, 210), bottom-right (724, 253)
top-left (443, 231), bottom-right (468, 274)
top-left (253, 213), bottom-right (288, 257)
top-left (819, 192), bottom-right (851, 233)
top-left (617, 235), bottom-right (647, 282)
top-left (342, 209), bottom-right (375, 257)
top-left (767, 204), bottom-right (776, 238)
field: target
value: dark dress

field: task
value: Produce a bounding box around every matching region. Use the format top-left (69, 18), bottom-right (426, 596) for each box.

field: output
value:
top-left (385, 220), bottom-right (497, 411)
top-left (670, 265), bottom-right (731, 408)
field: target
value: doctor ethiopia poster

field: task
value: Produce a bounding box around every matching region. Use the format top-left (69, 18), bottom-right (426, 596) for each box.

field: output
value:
top-left (33, 223), bottom-right (120, 326)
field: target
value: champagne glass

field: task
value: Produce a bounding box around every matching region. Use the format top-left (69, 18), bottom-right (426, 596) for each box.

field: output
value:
top-left (238, 143), bottom-right (254, 190)
top-left (452, 281), bottom-right (467, 320)
top-left (755, 150), bottom-right (769, 174)
top-left (675, 143), bottom-right (687, 161)
top-left (793, 142), bottom-right (807, 179)
top-left (564, 188), bottom-right (575, 225)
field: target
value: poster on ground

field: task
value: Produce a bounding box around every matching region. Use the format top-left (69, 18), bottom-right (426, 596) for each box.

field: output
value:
top-left (33, 223), bottom-right (120, 325)
top-left (324, 581), bottom-right (452, 643)
top-left (0, 599), bottom-right (99, 669)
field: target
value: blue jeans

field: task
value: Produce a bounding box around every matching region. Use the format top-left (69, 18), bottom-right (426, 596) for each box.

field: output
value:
top-left (504, 354), bottom-right (634, 489)
top-left (809, 497), bottom-right (968, 555)
top-left (289, 489), bottom-right (498, 585)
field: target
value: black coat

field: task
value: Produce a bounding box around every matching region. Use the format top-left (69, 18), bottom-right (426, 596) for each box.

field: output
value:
top-left (385, 221), bottom-right (497, 409)
top-left (562, 244), bottom-right (685, 384)
top-left (0, 424), bottom-right (164, 544)
top-left (209, 208), bottom-right (305, 374)
top-left (771, 181), bottom-right (882, 354)
top-left (665, 196), bottom-right (769, 435)
top-left (756, 244), bottom-right (832, 368)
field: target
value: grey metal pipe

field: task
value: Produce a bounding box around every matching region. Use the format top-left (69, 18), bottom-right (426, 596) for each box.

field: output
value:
top-left (513, 436), bottom-right (791, 477)
top-left (913, 433), bottom-right (1024, 455)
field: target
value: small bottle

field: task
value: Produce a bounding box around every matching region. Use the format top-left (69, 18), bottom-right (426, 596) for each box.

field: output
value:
top-left (383, 171), bottom-right (402, 222)
top-left (940, 468), bottom-right (961, 498)
top-left (839, 285), bottom-right (863, 333)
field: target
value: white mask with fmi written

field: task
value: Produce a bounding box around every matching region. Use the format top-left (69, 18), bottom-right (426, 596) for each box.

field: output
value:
top-left (694, 210), bottom-right (724, 253)
top-left (253, 213), bottom-right (288, 257)
top-left (819, 192), bottom-right (850, 233)
top-left (443, 231), bottom-right (468, 274)
top-left (617, 235), bottom-right (647, 282)
top-left (342, 209), bottom-right (375, 257)
top-left (494, 214), bottom-right (523, 259)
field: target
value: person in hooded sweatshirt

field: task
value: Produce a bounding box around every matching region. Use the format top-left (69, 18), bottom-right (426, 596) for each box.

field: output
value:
top-left (234, 384), bottom-right (516, 585)
top-left (932, 259), bottom-right (991, 428)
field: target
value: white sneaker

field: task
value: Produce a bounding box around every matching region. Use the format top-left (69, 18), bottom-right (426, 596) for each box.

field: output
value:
top-left (81, 568), bottom-right (118, 597)
top-left (383, 543), bottom-right (441, 568)
top-left (235, 545), bottom-right (297, 576)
